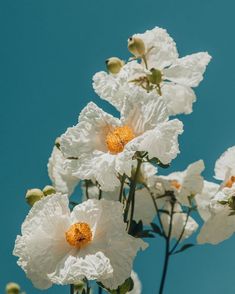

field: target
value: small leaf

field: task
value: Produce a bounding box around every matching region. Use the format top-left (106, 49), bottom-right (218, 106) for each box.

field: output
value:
top-left (150, 222), bottom-right (163, 235)
top-left (98, 277), bottom-right (134, 294)
top-left (137, 230), bottom-right (155, 238)
top-left (173, 243), bottom-right (195, 255)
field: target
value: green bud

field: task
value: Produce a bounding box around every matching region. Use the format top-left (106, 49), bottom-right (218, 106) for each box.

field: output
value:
top-left (105, 57), bottom-right (124, 74)
top-left (55, 137), bottom-right (61, 150)
top-left (147, 68), bottom-right (163, 85)
top-left (128, 36), bottom-right (145, 57)
top-left (74, 280), bottom-right (85, 291)
top-left (5, 282), bottom-right (20, 294)
top-left (25, 188), bottom-right (44, 206)
top-left (43, 185), bottom-right (56, 196)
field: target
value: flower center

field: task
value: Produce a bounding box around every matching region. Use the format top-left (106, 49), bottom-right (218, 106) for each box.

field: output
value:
top-left (225, 176), bottom-right (235, 188)
top-left (106, 125), bottom-right (135, 154)
top-left (65, 222), bottom-right (92, 249)
top-left (170, 180), bottom-right (181, 190)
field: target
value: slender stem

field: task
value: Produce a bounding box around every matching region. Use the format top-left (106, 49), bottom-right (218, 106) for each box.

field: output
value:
top-left (142, 54), bottom-right (148, 69)
top-left (70, 284), bottom-right (74, 294)
top-left (119, 174), bottom-right (126, 202)
top-left (85, 180), bottom-right (89, 199)
top-left (169, 208), bottom-right (191, 255)
top-left (157, 84), bottom-right (162, 96)
top-left (98, 286), bottom-right (103, 294)
top-left (159, 201), bottom-right (175, 294)
top-left (98, 187), bottom-right (102, 200)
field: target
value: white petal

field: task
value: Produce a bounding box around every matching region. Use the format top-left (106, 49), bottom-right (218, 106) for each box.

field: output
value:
top-left (129, 271), bottom-right (142, 294)
top-left (197, 207), bottom-right (235, 245)
top-left (92, 61), bottom-right (145, 110)
top-left (214, 146), bottom-right (235, 181)
top-left (48, 147), bottom-right (79, 196)
top-left (13, 194), bottom-right (72, 289)
top-left (61, 102), bottom-right (120, 158)
top-left (161, 83), bottom-right (196, 115)
top-left (195, 180), bottom-right (220, 221)
top-left (138, 119), bottom-right (183, 164)
top-left (121, 92), bottom-right (168, 135)
top-left (163, 52), bottom-right (211, 87)
top-left (161, 202), bottom-right (198, 241)
top-left (135, 27), bottom-right (178, 69)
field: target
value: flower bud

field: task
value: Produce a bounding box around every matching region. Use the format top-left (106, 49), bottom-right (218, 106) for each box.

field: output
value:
top-left (128, 36), bottom-right (145, 57)
top-left (74, 280), bottom-right (85, 291)
top-left (228, 196), bottom-right (235, 210)
top-left (43, 185), bottom-right (56, 196)
top-left (5, 282), bottom-right (20, 294)
top-left (147, 68), bottom-right (163, 85)
top-left (105, 57), bottom-right (124, 74)
top-left (25, 188), bottom-right (44, 206)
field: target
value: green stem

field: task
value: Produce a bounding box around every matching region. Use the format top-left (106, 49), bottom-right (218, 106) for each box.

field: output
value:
top-left (70, 284), bottom-right (74, 294)
top-left (85, 180), bottom-right (90, 199)
top-left (169, 208), bottom-right (191, 255)
top-left (98, 286), bottom-right (103, 294)
top-left (98, 187), bottom-right (102, 200)
top-left (159, 201), bottom-right (175, 294)
top-left (142, 55), bottom-right (148, 69)
top-left (118, 174), bottom-right (126, 202)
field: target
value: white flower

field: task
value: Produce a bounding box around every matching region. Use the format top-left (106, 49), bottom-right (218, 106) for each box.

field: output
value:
top-left (155, 160), bottom-right (205, 206)
top-left (61, 94), bottom-right (183, 191)
top-left (48, 146), bottom-right (79, 196)
top-left (129, 271), bottom-right (142, 294)
top-left (161, 202), bottom-right (198, 241)
top-left (93, 27), bottom-right (211, 116)
top-left (13, 194), bottom-right (147, 290)
top-left (214, 146), bottom-right (235, 187)
top-left (195, 180), bottom-right (220, 221)
top-left (197, 187), bottom-right (235, 244)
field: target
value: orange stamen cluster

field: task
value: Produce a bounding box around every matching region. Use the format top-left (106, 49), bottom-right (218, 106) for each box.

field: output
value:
top-left (65, 222), bottom-right (92, 249)
top-left (225, 176), bottom-right (235, 188)
top-left (171, 180), bottom-right (181, 190)
top-left (106, 125), bottom-right (135, 154)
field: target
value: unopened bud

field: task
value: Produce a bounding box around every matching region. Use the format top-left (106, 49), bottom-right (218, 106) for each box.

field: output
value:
top-left (25, 188), bottom-right (44, 206)
top-left (228, 196), bottom-right (235, 210)
top-left (128, 36), bottom-right (145, 57)
top-left (147, 68), bottom-right (163, 85)
top-left (5, 282), bottom-right (20, 294)
top-left (55, 137), bottom-right (61, 150)
top-left (43, 185), bottom-right (56, 196)
top-left (105, 57), bottom-right (124, 74)
top-left (74, 280), bottom-right (85, 291)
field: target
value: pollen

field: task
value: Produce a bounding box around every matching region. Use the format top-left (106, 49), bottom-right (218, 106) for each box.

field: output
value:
top-left (171, 180), bottom-right (181, 190)
top-left (106, 125), bottom-right (135, 154)
top-left (225, 176), bottom-right (235, 188)
top-left (65, 222), bottom-right (92, 249)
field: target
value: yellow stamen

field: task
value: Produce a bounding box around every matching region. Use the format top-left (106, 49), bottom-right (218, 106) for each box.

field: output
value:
top-left (106, 125), bottom-right (135, 154)
top-left (225, 176), bottom-right (235, 188)
top-left (171, 180), bottom-right (181, 190)
top-left (65, 222), bottom-right (92, 249)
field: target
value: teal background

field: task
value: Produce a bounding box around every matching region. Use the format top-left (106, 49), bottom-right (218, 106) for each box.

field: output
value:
top-left (1, 0), bottom-right (235, 293)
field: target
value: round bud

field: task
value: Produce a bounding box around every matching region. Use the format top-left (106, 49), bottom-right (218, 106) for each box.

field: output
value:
top-left (5, 282), bottom-right (20, 294)
top-left (55, 137), bottom-right (61, 150)
top-left (106, 57), bottom-right (124, 74)
top-left (25, 188), bottom-right (44, 206)
top-left (43, 185), bottom-right (56, 196)
top-left (147, 68), bottom-right (163, 85)
top-left (128, 36), bottom-right (145, 57)
top-left (228, 195), bottom-right (235, 210)
top-left (74, 280), bottom-right (85, 291)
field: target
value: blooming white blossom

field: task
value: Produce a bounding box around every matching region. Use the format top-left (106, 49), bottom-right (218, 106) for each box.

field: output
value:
top-left (48, 146), bottom-right (79, 196)
top-left (61, 93), bottom-right (183, 191)
top-left (153, 160), bottom-right (205, 206)
top-left (214, 146), bottom-right (235, 187)
top-left (93, 27), bottom-right (211, 116)
top-left (197, 187), bottom-right (235, 244)
top-left (161, 202), bottom-right (198, 241)
top-left (13, 194), bottom-right (147, 290)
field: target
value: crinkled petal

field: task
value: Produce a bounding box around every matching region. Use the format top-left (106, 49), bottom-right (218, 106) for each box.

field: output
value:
top-left (163, 52), bottom-right (211, 87)
top-left (161, 82), bottom-right (196, 115)
top-left (197, 207), bottom-right (235, 245)
top-left (214, 146), bottom-right (235, 181)
top-left (129, 271), bottom-right (142, 294)
top-left (134, 27), bottom-right (178, 69)
top-left (138, 119), bottom-right (183, 164)
top-left (48, 146), bottom-right (79, 196)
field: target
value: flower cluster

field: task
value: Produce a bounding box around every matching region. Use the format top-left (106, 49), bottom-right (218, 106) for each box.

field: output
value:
top-left (13, 27), bottom-right (234, 294)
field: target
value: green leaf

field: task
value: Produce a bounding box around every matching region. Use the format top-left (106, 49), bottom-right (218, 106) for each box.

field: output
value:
top-left (98, 277), bottom-right (134, 294)
top-left (228, 211), bottom-right (235, 216)
top-left (173, 243), bottom-right (195, 255)
top-left (150, 222), bottom-right (163, 236)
